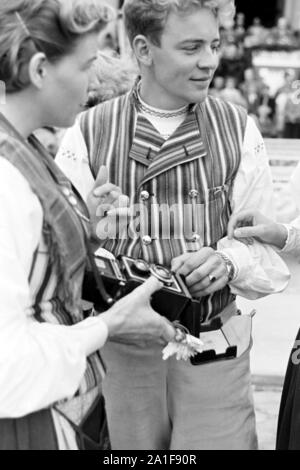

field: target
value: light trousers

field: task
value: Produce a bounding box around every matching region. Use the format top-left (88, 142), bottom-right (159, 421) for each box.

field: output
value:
top-left (102, 340), bottom-right (258, 450)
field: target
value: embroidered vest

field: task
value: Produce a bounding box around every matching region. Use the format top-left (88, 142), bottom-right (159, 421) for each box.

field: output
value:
top-left (80, 91), bottom-right (247, 322)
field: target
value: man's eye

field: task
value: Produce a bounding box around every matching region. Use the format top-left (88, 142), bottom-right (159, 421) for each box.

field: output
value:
top-left (212, 45), bottom-right (221, 52)
top-left (184, 47), bottom-right (198, 53)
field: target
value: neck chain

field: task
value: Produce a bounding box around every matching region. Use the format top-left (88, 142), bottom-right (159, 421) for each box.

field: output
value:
top-left (136, 85), bottom-right (189, 119)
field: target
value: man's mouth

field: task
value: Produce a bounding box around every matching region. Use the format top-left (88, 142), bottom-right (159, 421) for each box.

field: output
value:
top-left (190, 77), bottom-right (211, 82)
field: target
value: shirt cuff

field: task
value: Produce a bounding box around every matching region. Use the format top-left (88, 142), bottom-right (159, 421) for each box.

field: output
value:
top-left (279, 224), bottom-right (300, 256)
top-left (279, 224), bottom-right (295, 253)
top-left (215, 250), bottom-right (239, 282)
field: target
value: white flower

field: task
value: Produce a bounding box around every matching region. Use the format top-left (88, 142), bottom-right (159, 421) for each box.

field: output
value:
top-left (162, 328), bottom-right (204, 361)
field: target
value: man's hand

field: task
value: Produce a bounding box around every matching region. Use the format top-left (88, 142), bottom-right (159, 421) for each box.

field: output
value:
top-left (171, 248), bottom-right (228, 298)
top-left (86, 166), bottom-right (130, 240)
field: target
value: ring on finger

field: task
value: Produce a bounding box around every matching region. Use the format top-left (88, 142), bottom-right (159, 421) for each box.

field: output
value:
top-left (208, 274), bottom-right (217, 284)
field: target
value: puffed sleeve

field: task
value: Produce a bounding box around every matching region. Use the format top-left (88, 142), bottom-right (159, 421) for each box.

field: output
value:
top-left (55, 120), bottom-right (95, 201)
top-left (217, 116), bottom-right (290, 300)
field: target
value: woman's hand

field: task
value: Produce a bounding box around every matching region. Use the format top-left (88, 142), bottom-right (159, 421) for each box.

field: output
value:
top-left (227, 209), bottom-right (288, 249)
top-left (87, 166), bottom-right (130, 240)
top-left (101, 276), bottom-right (176, 345)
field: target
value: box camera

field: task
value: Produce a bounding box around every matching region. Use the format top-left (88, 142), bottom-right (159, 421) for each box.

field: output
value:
top-left (83, 248), bottom-right (201, 335)
top-left (83, 248), bottom-right (238, 365)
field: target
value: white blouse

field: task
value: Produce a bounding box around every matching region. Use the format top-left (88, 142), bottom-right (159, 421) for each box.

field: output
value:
top-left (0, 158), bottom-right (108, 418)
top-left (56, 115), bottom-right (291, 301)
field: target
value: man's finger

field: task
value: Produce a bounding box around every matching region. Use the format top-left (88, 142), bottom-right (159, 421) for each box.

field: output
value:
top-left (234, 226), bottom-right (264, 239)
top-left (96, 203), bottom-right (114, 217)
top-left (94, 165), bottom-right (109, 187)
top-left (175, 249), bottom-right (212, 277)
top-left (160, 318), bottom-right (176, 343)
top-left (171, 253), bottom-right (191, 272)
top-left (191, 275), bottom-right (228, 298)
top-left (186, 259), bottom-right (222, 287)
top-left (93, 183), bottom-right (119, 198)
top-left (106, 207), bottom-right (131, 218)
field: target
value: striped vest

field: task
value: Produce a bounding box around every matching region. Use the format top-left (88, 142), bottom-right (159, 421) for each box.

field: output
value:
top-left (80, 90), bottom-right (247, 322)
top-left (0, 114), bottom-right (104, 396)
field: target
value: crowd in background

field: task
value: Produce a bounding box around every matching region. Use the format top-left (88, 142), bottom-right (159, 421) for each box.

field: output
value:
top-left (210, 13), bottom-right (300, 138)
top-left (41, 12), bottom-right (300, 159)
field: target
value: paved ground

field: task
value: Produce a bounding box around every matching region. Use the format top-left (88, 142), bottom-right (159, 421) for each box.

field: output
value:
top-left (238, 253), bottom-right (300, 450)
top-left (253, 384), bottom-right (282, 450)
top-left (239, 253), bottom-right (300, 378)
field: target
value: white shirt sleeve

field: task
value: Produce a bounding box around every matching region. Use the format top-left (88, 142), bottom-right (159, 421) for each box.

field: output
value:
top-left (290, 161), bottom-right (300, 212)
top-left (56, 120), bottom-right (94, 201)
top-left (217, 116), bottom-right (290, 300)
top-left (280, 162), bottom-right (300, 256)
top-left (0, 158), bottom-right (107, 418)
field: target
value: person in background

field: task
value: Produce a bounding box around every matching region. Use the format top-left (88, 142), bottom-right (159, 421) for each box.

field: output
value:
top-left (0, 0), bottom-right (175, 450)
top-left (283, 89), bottom-right (300, 139)
top-left (256, 84), bottom-right (276, 137)
top-left (275, 70), bottom-right (296, 138)
top-left (219, 76), bottom-right (247, 108)
top-left (87, 52), bottom-right (138, 107)
top-left (209, 75), bottom-right (225, 99)
top-left (240, 67), bottom-right (263, 115)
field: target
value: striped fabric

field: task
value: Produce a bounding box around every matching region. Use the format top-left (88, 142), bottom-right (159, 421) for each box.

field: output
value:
top-left (0, 113), bottom-right (105, 397)
top-left (27, 234), bottom-right (105, 395)
top-left (80, 88), bottom-right (247, 322)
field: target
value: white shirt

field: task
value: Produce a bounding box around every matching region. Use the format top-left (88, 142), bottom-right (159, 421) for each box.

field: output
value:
top-left (56, 114), bottom-right (290, 301)
top-left (0, 158), bottom-right (108, 418)
top-left (282, 162), bottom-right (300, 256)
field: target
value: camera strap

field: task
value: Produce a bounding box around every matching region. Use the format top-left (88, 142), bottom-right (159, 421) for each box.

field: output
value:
top-left (63, 183), bottom-right (115, 309)
top-left (84, 237), bottom-right (115, 308)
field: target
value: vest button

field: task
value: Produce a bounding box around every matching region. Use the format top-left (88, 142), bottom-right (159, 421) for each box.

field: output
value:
top-left (62, 187), bottom-right (71, 197)
top-left (140, 190), bottom-right (150, 201)
top-left (189, 189), bottom-right (199, 199)
top-left (68, 195), bottom-right (78, 207)
top-left (142, 235), bottom-right (152, 246)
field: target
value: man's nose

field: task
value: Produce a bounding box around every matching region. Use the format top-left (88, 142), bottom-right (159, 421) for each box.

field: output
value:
top-left (196, 48), bottom-right (218, 71)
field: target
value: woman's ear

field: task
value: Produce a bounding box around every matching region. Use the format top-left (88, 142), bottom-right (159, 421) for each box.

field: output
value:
top-left (28, 52), bottom-right (47, 89)
top-left (132, 35), bottom-right (153, 67)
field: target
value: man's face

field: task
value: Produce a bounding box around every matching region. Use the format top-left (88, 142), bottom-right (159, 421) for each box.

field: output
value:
top-left (147, 8), bottom-right (220, 108)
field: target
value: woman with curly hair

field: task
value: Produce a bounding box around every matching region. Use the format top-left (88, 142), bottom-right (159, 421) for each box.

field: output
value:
top-left (0, 0), bottom-right (176, 450)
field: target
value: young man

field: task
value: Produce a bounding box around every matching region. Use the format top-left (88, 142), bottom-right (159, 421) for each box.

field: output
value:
top-left (56, 0), bottom-right (290, 450)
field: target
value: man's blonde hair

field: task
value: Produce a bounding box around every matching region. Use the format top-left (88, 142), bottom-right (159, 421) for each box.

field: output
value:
top-left (124, 0), bottom-right (235, 45)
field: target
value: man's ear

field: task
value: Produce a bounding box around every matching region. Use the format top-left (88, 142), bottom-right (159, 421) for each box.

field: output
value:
top-left (28, 53), bottom-right (47, 89)
top-left (132, 35), bottom-right (153, 67)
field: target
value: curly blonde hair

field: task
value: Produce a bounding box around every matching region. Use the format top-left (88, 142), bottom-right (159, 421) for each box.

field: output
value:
top-left (0, 0), bottom-right (115, 93)
top-left (124, 0), bottom-right (235, 45)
